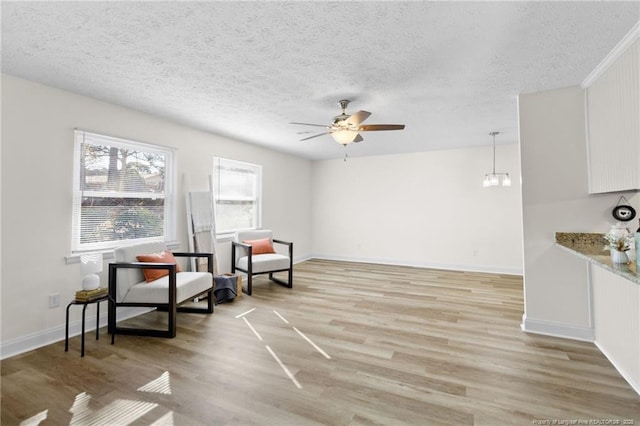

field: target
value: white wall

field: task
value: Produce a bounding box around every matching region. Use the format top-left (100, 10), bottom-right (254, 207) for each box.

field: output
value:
top-left (0, 74), bottom-right (525, 358)
top-left (0, 74), bottom-right (312, 357)
top-left (519, 85), bottom-right (639, 341)
top-left (311, 146), bottom-right (524, 275)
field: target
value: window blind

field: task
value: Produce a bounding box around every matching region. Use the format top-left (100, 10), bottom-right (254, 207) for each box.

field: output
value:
top-left (72, 130), bottom-right (176, 252)
top-left (213, 157), bottom-right (262, 235)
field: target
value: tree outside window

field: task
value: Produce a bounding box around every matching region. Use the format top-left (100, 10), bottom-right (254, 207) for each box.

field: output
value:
top-left (72, 131), bottom-right (175, 252)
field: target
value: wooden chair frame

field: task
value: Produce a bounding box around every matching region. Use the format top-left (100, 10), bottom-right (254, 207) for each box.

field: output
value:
top-left (107, 252), bottom-right (214, 339)
top-left (231, 239), bottom-right (293, 296)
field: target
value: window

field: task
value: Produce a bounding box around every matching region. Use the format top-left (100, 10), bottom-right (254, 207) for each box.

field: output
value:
top-left (72, 130), bottom-right (175, 252)
top-left (213, 157), bottom-right (262, 236)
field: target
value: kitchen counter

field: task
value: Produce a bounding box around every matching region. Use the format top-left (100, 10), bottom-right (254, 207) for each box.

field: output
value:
top-left (556, 232), bottom-right (640, 395)
top-left (555, 232), bottom-right (639, 284)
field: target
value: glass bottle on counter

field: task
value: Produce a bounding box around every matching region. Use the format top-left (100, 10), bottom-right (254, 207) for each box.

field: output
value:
top-left (636, 219), bottom-right (640, 266)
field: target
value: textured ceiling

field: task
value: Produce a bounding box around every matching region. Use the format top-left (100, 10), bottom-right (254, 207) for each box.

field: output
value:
top-left (2, 2), bottom-right (639, 160)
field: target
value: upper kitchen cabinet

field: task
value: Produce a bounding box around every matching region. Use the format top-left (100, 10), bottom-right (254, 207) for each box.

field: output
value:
top-left (585, 36), bottom-right (639, 194)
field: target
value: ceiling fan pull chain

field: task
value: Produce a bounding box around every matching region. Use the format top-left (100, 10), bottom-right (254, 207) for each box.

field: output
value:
top-left (344, 147), bottom-right (349, 162)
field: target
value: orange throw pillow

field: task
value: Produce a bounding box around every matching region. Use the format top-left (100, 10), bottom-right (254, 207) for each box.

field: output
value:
top-left (136, 250), bottom-right (182, 283)
top-left (243, 237), bottom-right (276, 255)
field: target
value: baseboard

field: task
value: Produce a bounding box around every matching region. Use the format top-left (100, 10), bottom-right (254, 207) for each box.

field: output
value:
top-left (0, 307), bottom-right (151, 360)
top-left (0, 256), bottom-right (517, 360)
top-left (293, 254), bottom-right (312, 264)
top-left (594, 341), bottom-right (640, 396)
top-left (309, 254), bottom-right (523, 276)
top-left (521, 315), bottom-right (595, 342)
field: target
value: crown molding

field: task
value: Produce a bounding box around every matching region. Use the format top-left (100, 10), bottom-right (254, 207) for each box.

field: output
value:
top-left (582, 20), bottom-right (640, 88)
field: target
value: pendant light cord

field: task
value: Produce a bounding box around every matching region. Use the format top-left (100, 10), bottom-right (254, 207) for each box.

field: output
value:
top-left (490, 131), bottom-right (498, 174)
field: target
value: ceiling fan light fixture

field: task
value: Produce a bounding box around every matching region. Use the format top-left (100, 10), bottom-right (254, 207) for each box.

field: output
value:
top-left (332, 129), bottom-right (359, 145)
top-left (333, 116), bottom-right (350, 126)
top-left (292, 99), bottom-right (405, 145)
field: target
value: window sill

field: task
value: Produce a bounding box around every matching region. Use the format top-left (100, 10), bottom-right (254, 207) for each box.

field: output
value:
top-left (65, 240), bottom-right (181, 264)
top-left (215, 233), bottom-right (234, 242)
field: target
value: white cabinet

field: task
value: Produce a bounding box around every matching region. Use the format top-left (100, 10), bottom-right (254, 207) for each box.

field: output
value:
top-left (590, 264), bottom-right (640, 393)
top-left (586, 38), bottom-right (639, 194)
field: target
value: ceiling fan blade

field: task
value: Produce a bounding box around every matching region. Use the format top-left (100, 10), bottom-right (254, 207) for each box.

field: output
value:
top-left (290, 121), bottom-right (330, 128)
top-left (358, 124), bottom-right (405, 131)
top-left (352, 134), bottom-right (364, 143)
top-left (300, 131), bottom-right (331, 141)
top-left (345, 110), bottom-right (371, 126)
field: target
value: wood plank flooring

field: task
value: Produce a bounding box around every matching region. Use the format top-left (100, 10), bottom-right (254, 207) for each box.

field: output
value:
top-left (2, 259), bottom-right (639, 425)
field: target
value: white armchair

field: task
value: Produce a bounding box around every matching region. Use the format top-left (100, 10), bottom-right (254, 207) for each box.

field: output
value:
top-left (108, 241), bottom-right (214, 339)
top-left (231, 229), bottom-right (293, 295)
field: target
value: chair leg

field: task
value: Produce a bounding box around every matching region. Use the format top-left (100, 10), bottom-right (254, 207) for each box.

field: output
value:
top-left (206, 289), bottom-right (214, 313)
top-left (246, 255), bottom-right (253, 296)
top-left (107, 300), bottom-right (115, 335)
top-left (108, 265), bottom-right (117, 335)
top-left (168, 307), bottom-right (177, 338)
top-left (268, 270), bottom-right (293, 289)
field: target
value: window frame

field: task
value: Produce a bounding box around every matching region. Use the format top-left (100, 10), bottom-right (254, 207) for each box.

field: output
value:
top-left (212, 156), bottom-right (262, 238)
top-left (71, 130), bottom-right (176, 253)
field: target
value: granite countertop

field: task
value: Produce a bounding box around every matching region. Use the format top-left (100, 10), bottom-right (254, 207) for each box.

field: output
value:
top-left (555, 232), bottom-right (639, 284)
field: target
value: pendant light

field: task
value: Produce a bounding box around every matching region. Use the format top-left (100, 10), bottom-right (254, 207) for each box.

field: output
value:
top-left (483, 131), bottom-right (511, 187)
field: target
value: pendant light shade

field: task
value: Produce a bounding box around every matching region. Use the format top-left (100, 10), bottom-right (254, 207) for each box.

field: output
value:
top-left (483, 131), bottom-right (511, 187)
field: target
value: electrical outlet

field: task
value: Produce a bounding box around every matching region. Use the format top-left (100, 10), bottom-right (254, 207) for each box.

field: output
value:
top-left (48, 294), bottom-right (60, 309)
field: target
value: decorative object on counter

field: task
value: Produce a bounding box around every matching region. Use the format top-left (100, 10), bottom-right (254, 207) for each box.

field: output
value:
top-left (612, 261), bottom-right (631, 272)
top-left (610, 249), bottom-right (629, 264)
top-left (482, 131), bottom-right (511, 187)
top-left (628, 233), bottom-right (636, 263)
top-left (611, 196), bottom-right (636, 222)
top-left (555, 232), bottom-right (639, 284)
top-left (626, 219), bottom-right (639, 262)
top-left (603, 230), bottom-right (633, 264)
top-left (636, 219), bottom-right (640, 266)
top-left (609, 222), bottom-right (629, 239)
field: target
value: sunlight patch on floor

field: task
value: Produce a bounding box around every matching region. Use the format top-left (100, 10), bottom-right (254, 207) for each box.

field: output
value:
top-left (149, 410), bottom-right (174, 425)
top-left (19, 370), bottom-right (176, 425)
top-left (69, 395), bottom-right (158, 425)
top-left (238, 307), bottom-right (332, 389)
top-left (138, 371), bottom-right (172, 395)
top-left (19, 409), bottom-right (47, 426)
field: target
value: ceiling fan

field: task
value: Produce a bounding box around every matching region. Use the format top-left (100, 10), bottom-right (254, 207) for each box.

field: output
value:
top-left (290, 99), bottom-right (405, 145)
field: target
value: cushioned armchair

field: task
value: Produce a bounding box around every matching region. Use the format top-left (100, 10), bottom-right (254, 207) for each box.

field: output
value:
top-left (231, 229), bottom-right (293, 296)
top-left (108, 241), bottom-right (214, 339)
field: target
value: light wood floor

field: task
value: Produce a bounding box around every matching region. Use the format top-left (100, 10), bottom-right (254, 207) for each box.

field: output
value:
top-left (2, 259), bottom-right (639, 425)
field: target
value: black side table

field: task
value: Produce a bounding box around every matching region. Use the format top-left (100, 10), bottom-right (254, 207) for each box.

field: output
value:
top-left (65, 295), bottom-right (108, 357)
